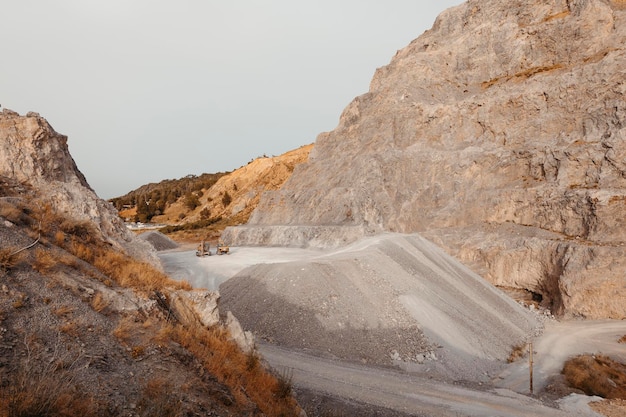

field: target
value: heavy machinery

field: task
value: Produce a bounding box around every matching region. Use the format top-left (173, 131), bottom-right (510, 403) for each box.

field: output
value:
top-left (196, 240), bottom-right (211, 257)
top-left (216, 240), bottom-right (229, 255)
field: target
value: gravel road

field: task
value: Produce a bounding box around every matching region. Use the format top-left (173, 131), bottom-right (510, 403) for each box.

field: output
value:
top-left (496, 319), bottom-right (626, 394)
top-left (259, 343), bottom-right (571, 417)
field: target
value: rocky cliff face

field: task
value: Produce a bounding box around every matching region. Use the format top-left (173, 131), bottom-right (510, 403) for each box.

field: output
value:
top-left (0, 109), bottom-right (158, 265)
top-left (224, 0), bottom-right (626, 319)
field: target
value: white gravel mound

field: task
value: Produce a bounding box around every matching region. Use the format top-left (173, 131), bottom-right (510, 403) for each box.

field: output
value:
top-left (138, 231), bottom-right (179, 251)
top-left (219, 233), bottom-right (542, 380)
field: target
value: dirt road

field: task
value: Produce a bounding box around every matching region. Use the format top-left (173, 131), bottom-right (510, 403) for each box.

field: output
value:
top-left (259, 344), bottom-right (570, 417)
top-left (496, 320), bottom-right (626, 394)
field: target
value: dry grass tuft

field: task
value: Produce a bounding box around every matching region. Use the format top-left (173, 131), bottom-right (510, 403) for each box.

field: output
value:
top-left (0, 201), bottom-right (23, 223)
top-left (563, 355), bottom-right (626, 399)
top-left (53, 305), bottom-right (75, 318)
top-left (59, 218), bottom-right (99, 243)
top-left (92, 249), bottom-right (191, 292)
top-left (32, 247), bottom-right (58, 274)
top-left (618, 335), bottom-right (626, 344)
top-left (59, 321), bottom-right (80, 337)
top-left (131, 345), bottom-right (145, 359)
top-left (0, 246), bottom-right (24, 271)
top-left (54, 230), bottom-right (66, 246)
top-left (112, 315), bottom-right (137, 344)
top-left (137, 378), bottom-right (181, 417)
top-left (508, 342), bottom-right (528, 363)
top-left (90, 292), bottom-right (110, 313)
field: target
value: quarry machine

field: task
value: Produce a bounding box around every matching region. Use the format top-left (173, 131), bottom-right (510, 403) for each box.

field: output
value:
top-left (196, 241), bottom-right (211, 257)
top-left (216, 241), bottom-right (229, 255)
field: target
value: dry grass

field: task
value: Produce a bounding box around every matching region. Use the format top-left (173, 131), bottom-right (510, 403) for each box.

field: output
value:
top-left (0, 246), bottom-right (24, 271)
top-left (92, 249), bottom-right (191, 292)
top-left (112, 315), bottom-right (137, 344)
top-left (164, 323), bottom-right (300, 416)
top-left (563, 355), bottom-right (626, 399)
top-left (618, 335), bottom-right (626, 344)
top-left (0, 335), bottom-right (99, 417)
top-left (59, 321), bottom-right (80, 337)
top-left (136, 378), bottom-right (181, 417)
top-left (507, 342), bottom-right (528, 363)
top-left (32, 247), bottom-right (58, 274)
top-left (54, 230), bottom-right (66, 246)
top-left (90, 292), bottom-right (109, 313)
top-left (53, 305), bottom-right (75, 318)
top-left (0, 201), bottom-right (26, 224)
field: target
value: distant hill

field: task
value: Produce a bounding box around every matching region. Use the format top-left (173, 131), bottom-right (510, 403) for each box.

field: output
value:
top-left (111, 144), bottom-right (313, 242)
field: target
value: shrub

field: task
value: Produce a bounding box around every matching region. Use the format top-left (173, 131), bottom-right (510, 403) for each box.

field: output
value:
top-left (184, 193), bottom-right (200, 211)
top-left (221, 191), bottom-right (232, 207)
top-left (563, 355), bottom-right (626, 399)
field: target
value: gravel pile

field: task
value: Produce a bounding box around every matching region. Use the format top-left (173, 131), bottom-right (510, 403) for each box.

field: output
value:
top-left (138, 230), bottom-right (179, 251)
top-left (219, 233), bottom-right (542, 380)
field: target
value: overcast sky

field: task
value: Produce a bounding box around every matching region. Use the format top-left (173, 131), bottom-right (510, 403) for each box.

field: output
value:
top-left (2, 1), bottom-right (461, 199)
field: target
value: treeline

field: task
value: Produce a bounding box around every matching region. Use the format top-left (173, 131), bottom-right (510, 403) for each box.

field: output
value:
top-left (110, 172), bottom-right (228, 222)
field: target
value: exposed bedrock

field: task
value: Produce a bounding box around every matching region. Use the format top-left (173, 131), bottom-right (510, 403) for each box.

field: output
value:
top-left (224, 0), bottom-right (626, 318)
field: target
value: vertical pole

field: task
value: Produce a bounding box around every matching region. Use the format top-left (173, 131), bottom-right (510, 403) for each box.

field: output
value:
top-left (529, 341), bottom-right (534, 395)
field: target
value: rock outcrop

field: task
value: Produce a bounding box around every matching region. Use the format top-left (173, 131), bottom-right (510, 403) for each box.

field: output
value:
top-left (0, 109), bottom-right (158, 265)
top-left (224, 0), bottom-right (626, 319)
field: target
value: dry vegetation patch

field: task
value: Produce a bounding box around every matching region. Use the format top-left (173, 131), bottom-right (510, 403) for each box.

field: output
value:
top-left (0, 246), bottom-right (24, 271)
top-left (563, 354), bottom-right (626, 399)
top-left (0, 194), bottom-right (302, 415)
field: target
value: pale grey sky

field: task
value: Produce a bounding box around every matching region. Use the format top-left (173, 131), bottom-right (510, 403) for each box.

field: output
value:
top-left (2, 1), bottom-right (461, 199)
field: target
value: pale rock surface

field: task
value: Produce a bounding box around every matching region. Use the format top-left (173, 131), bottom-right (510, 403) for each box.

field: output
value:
top-left (0, 109), bottom-right (158, 265)
top-left (168, 289), bottom-right (220, 328)
top-left (224, 311), bottom-right (255, 354)
top-left (224, 0), bottom-right (626, 319)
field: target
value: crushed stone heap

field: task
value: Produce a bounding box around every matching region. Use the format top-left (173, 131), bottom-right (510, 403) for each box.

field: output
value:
top-left (224, 0), bottom-right (626, 319)
top-left (220, 233), bottom-right (541, 380)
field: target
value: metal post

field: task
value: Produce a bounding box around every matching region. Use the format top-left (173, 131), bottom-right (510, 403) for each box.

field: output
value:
top-left (529, 341), bottom-right (534, 395)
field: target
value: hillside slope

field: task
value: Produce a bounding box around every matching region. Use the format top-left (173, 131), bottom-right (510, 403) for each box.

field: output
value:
top-left (224, 0), bottom-right (626, 319)
top-left (114, 145), bottom-right (313, 242)
top-left (0, 110), bottom-right (302, 416)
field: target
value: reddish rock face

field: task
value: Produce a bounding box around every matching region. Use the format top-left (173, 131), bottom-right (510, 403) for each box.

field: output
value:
top-left (226, 0), bottom-right (626, 319)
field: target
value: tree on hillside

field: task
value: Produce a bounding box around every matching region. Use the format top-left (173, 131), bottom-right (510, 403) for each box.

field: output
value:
top-left (185, 193), bottom-right (200, 211)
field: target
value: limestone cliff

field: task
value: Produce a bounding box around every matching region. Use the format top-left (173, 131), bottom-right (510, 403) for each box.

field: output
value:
top-left (224, 0), bottom-right (626, 319)
top-left (0, 109), bottom-right (158, 265)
